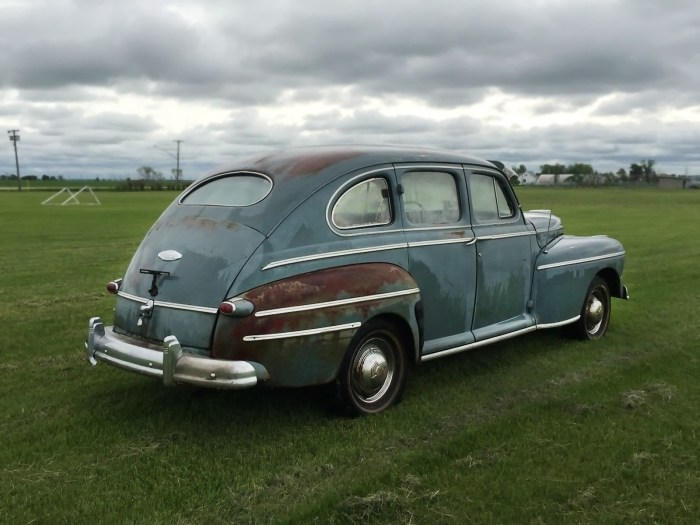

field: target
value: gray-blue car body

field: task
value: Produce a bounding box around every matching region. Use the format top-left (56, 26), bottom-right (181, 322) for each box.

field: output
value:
top-left (86, 145), bottom-right (628, 414)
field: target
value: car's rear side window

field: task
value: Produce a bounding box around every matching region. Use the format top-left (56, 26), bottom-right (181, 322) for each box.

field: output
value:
top-left (401, 171), bottom-right (460, 225)
top-left (181, 173), bottom-right (272, 206)
top-left (331, 177), bottom-right (392, 229)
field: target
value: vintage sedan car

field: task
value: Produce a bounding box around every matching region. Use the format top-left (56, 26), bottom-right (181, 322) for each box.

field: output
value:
top-left (86, 145), bottom-right (628, 415)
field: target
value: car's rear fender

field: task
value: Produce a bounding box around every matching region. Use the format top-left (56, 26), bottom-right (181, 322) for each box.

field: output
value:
top-left (211, 263), bottom-right (421, 387)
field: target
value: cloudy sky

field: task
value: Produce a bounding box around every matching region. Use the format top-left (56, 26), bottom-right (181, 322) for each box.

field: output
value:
top-left (1, 0), bottom-right (699, 179)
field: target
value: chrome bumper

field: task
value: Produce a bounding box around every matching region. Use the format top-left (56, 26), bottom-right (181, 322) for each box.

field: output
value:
top-left (85, 317), bottom-right (269, 389)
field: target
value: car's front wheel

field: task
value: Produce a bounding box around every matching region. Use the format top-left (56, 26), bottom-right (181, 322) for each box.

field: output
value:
top-left (571, 276), bottom-right (611, 340)
top-left (334, 321), bottom-right (408, 416)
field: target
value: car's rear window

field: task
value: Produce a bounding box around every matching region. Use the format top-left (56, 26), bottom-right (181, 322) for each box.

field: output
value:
top-left (180, 173), bottom-right (272, 207)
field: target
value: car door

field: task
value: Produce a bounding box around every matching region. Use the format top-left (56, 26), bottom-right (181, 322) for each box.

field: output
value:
top-left (467, 169), bottom-right (536, 340)
top-left (394, 164), bottom-right (477, 355)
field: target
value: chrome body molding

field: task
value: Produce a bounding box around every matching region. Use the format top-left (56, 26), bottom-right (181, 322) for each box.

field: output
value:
top-left (263, 236), bottom-right (480, 271)
top-left (393, 163), bottom-right (466, 170)
top-left (537, 251), bottom-right (626, 271)
top-left (243, 322), bottom-right (362, 342)
top-left (421, 326), bottom-right (537, 362)
top-left (408, 237), bottom-right (475, 248)
top-left (117, 291), bottom-right (218, 315)
top-left (476, 231), bottom-right (536, 241)
top-left (333, 224), bottom-right (474, 238)
top-left (536, 315), bottom-right (580, 329)
top-left (421, 314), bottom-right (586, 362)
top-left (255, 288), bottom-right (420, 318)
top-left (85, 317), bottom-right (269, 389)
top-left (262, 243), bottom-right (407, 270)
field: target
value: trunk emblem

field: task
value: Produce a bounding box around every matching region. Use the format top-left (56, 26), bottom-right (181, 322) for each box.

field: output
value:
top-left (158, 250), bottom-right (182, 261)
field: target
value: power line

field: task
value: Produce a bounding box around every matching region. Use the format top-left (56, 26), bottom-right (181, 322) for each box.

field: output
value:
top-left (7, 129), bottom-right (21, 191)
top-left (154, 139), bottom-right (183, 181)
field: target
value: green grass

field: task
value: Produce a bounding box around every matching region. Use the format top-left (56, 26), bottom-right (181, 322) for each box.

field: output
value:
top-left (1, 188), bottom-right (698, 524)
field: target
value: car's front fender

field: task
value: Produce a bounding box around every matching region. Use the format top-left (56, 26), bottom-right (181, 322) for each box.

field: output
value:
top-left (531, 235), bottom-right (626, 325)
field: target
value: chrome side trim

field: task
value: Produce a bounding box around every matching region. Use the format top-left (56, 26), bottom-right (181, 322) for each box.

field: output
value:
top-left (420, 314), bottom-right (586, 363)
top-left (263, 234), bottom-right (481, 270)
top-left (243, 322), bottom-right (362, 342)
top-left (536, 315), bottom-right (580, 329)
top-left (117, 291), bottom-right (148, 304)
top-left (255, 288), bottom-right (420, 318)
top-left (477, 231), bottom-right (535, 241)
top-left (537, 251), bottom-right (626, 271)
top-left (421, 326), bottom-right (537, 362)
top-left (333, 224), bottom-right (473, 238)
top-left (262, 243), bottom-right (407, 271)
top-left (117, 292), bottom-right (218, 314)
top-left (408, 237), bottom-right (476, 248)
top-left (394, 163), bottom-right (464, 170)
top-left (153, 300), bottom-right (218, 315)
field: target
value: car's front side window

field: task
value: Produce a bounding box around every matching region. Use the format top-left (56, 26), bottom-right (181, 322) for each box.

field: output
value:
top-left (331, 177), bottom-right (392, 229)
top-left (469, 173), bottom-right (516, 222)
top-left (401, 171), bottom-right (461, 225)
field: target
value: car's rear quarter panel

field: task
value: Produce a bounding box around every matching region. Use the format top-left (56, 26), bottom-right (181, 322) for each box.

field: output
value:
top-left (211, 264), bottom-right (420, 387)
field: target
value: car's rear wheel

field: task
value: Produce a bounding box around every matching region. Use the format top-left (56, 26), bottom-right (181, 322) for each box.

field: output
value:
top-left (334, 321), bottom-right (408, 416)
top-left (571, 276), bottom-right (611, 340)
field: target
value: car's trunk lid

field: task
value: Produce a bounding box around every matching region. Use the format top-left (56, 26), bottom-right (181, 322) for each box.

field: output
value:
top-left (113, 204), bottom-right (265, 350)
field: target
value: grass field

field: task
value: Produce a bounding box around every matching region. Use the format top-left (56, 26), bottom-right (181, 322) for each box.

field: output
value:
top-left (1, 188), bottom-right (698, 524)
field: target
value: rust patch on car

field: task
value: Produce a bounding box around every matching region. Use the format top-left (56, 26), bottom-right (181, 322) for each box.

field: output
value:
top-left (283, 151), bottom-right (364, 178)
top-left (244, 263), bottom-right (413, 310)
top-left (210, 263), bottom-right (421, 381)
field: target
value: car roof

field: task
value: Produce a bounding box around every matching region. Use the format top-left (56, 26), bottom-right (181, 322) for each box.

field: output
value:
top-left (185, 145), bottom-right (496, 235)
top-left (199, 144), bottom-right (493, 184)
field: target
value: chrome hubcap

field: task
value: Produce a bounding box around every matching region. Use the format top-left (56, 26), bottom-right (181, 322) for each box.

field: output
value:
top-left (585, 293), bottom-right (604, 334)
top-left (352, 339), bottom-right (393, 403)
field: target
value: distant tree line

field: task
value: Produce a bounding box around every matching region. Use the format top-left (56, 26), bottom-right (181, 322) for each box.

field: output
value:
top-left (510, 159), bottom-right (660, 186)
top-left (115, 165), bottom-right (190, 191)
top-left (0, 174), bottom-right (65, 181)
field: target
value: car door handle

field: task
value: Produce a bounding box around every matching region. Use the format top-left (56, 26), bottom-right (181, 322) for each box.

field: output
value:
top-left (465, 238), bottom-right (477, 246)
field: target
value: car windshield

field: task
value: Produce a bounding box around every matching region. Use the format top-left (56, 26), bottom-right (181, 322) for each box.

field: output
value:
top-left (181, 173), bottom-right (272, 207)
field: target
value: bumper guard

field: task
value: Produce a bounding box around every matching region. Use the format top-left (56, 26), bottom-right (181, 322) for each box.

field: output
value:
top-left (85, 317), bottom-right (269, 389)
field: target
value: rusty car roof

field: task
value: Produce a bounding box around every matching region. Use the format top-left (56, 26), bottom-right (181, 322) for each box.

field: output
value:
top-left (182, 145), bottom-right (495, 235)
top-left (199, 145), bottom-right (492, 184)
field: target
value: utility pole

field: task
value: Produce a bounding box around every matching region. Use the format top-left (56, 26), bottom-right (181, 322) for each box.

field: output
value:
top-left (8, 129), bottom-right (21, 191)
top-left (154, 140), bottom-right (183, 182)
top-left (174, 139), bottom-right (182, 182)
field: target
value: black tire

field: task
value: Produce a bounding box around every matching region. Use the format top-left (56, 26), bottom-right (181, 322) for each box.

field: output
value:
top-left (334, 321), bottom-right (408, 416)
top-left (571, 276), bottom-right (611, 340)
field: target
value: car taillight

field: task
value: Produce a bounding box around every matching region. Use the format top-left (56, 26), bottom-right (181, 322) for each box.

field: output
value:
top-left (106, 279), bottom-right (122, 294)
top-left (219, 298), bottom-right (254, 317)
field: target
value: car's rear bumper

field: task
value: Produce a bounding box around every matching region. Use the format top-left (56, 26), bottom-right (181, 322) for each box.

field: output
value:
top-left (85, 317), bottom-right (269, 389)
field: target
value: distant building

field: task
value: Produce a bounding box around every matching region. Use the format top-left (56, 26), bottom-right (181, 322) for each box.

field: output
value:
top-left (658, 175), bottom-right (688, 189)
top-left (518, 171), bottom-right (539, 185)
top-left (537, 174), bottom-right (574, 185)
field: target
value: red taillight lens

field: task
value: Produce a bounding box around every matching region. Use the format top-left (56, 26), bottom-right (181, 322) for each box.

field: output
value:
top-left (106, 280), bottom-right (121, 294)
top-left (219, 301), bottom-right (235, 314)
top-left (218, 299), bottom-right (254, 317)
